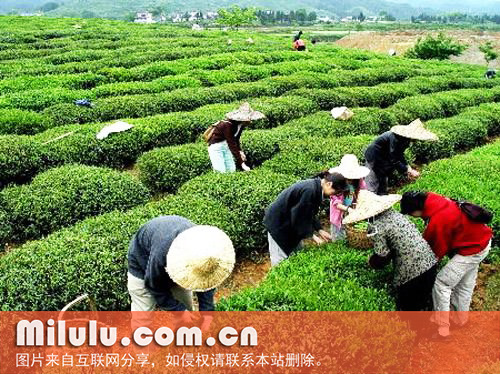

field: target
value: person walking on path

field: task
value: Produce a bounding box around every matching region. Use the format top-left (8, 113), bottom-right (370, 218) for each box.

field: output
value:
top-left (364, 119), bottom-right (437, 195)
top-left (263, 172), bottom-right (347, 266)
top-left (343, 190), bottom-right (438, 311)
top-left (328, 154), bottom-right (370, 241)
top-left (207, 102), bottom-right (265, 173)
top-left (400, 191), bottom-right (493, 338)
top-left (127, 215), bottom-right (235, 328)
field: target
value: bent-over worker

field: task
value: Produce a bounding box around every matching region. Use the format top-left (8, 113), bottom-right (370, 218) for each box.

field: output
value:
top-left (127, 215), bottom-right (235, 328)
top-left (401, 191), bottom-right (493, 338)
top-left (364, 119), bottom-right (437, 195)
top-left (207, 102), bottom-right (264, 173)
top-left (264, 172), bottom-right (347, 266)
top-left (343, 190), bottom-right (438, 311)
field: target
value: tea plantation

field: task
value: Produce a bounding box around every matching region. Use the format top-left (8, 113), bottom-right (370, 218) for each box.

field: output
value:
top-left (0, 16), bottom-right (498, 312)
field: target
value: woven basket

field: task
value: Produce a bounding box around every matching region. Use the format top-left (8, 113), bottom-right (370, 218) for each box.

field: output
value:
top-left (345, 224), bottom-right (374, 249)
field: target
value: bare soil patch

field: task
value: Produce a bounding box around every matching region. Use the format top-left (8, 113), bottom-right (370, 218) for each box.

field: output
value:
top-left (336, 30), bottom-right (500, 68)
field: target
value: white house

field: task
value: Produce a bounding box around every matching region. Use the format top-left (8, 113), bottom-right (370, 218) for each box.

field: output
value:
top-left (341, 16), bottom-right (354, 22)
top-left (134, 11), bottom-right (155, 24)
top-left (318, 16), bottom-right (333, 23)
top-left (171, 13), bottom-right (183, 23)
top-left (366, 16), bottom-right (378, 22)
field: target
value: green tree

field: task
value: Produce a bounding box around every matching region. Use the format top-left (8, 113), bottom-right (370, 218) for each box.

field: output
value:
top-left (39, 2), bottom-right (59, 12)
top-left (216, 5), bottom-right (257, 29)
top-left (404, 32), bottom-right (468, 60)
top-left (379, 11), bottom-right (395, 21)
top-left (358, 11), bottom-right (365, 22)
top-left (296, 9), bottom-right (307, 24)
top-left (308, 11), bottom-right (317, 22)
top-left (479, 41), bottom-right (498, 66)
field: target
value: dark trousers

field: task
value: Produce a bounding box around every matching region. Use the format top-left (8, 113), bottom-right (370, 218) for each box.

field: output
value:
top-left (365, 162), bottom-right (389, 195)
top-left (396, 265), bottom-right (438, 311)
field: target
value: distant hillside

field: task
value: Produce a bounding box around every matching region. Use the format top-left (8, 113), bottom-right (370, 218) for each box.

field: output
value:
top-left (389, 0), bottom-right (500, 14)
top-left (0, 0), bottom-right (46, 14)
top-left (0, 0), bottom-right (433, 20)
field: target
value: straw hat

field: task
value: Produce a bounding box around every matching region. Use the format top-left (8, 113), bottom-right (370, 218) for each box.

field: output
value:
top-left (166, 226), bottom-right (235, 292)
top-left (342, 190), bottom-right (402, 225)
top-left (226, 102), bottom-right (265, 122)
top-left (329, 154), bottom-right (370, 180)
top-left (391, 119), bottom-right (438, 141)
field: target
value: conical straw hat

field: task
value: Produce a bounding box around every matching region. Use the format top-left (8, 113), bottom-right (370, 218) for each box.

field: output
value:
top-left (226, 102), bottom-right (266, 122)
top-left (166, 226), bottom-right (235, 292)
top-left (343, 190), bottom-right (402, 225)
top-left (329, 154), bottom-right (370, 180)
top-left (391, 119), bottom-right (438, 141)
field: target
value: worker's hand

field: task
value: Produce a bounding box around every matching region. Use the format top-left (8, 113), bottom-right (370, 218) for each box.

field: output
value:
top-left (240, 151), bottom-right (247, 162)
top-left (318, 230), bottom-right (332, 242)
top-left (312, 234), bottom-right (326, 245)
top-left (407, 168), bottom-right (420, 179)
top-left (200, 315), bottom-right (214, 332)
top-left (241, 163), bottom-right (251, 172)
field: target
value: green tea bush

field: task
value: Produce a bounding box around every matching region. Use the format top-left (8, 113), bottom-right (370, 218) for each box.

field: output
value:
top-left (0, 165), bottom-right (151, 244)
top-left (37, 67), bottom-right (426, 128)
top-left (261, 135), bottom-right (374, 179)
top-left (0, 73), bottom-right (106, 94)
top-left (137, 143), bottom-right (209, 194)
top-left (0, 88), bottom-right (95, 111)
top-left (217, 242), bottom-right (395, 311)
top-left (410, 103), bottom-right (500, 163)
top-left (391, 87), bottom-right (500, 125)
top-left (0, 109), bottom-right (48, 135)
top-left (178, 170), bottom-right (296, 253)
top-left (92, 75), bottom-right (202, 97)
top-left (0, 193), bottom-right (235, 311)
top-left (0, 135), bottom-right (45, 188)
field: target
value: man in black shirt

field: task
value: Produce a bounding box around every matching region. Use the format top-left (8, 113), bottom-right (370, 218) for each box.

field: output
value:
top-left (364, 119), bottom-right (438, 195)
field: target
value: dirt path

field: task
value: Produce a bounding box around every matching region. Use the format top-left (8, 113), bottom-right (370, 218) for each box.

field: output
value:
top-left (335, 30), bottom-right (500, 68)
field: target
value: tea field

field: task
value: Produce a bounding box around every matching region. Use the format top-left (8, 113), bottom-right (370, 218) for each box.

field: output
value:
top-left (0, 16), bottom-right (498, 312)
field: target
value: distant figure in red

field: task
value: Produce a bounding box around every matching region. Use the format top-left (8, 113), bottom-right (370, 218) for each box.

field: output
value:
top-left (293, 31), bottom-right (306, 51)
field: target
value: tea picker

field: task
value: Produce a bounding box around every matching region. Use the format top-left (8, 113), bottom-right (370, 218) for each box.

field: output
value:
top-left (292, 31), bottom-right (306, 51)
top-left (328, 154), bottom-right (370, 242)
top-left (263, 172), bottom-right (347, 267)
top-left (364, 119), bottom-right (438, 195)
top-left (204, 102), bottom-right (265, 173)
top-left (485, 69), bottom-right (496, 79)
top-left (400, 191), bottom-right (493, 338)
top-left (127, 216), bottom-right (235, 329)
top-left (343, 190), bottom-right (438, 311)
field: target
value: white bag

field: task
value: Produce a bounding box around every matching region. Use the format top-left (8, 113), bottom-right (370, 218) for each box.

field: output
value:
top-left (331, 107), bottom-right (354, 121)
top-left (96, 121), bottom-right (134, 140)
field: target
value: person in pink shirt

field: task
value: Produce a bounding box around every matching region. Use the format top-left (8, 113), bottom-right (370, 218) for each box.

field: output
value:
top-left (329, 155), bottom-right (370, 241)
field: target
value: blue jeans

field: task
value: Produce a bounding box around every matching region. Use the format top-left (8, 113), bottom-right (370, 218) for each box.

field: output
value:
top-left (208, 141), bottom-right (236, 173)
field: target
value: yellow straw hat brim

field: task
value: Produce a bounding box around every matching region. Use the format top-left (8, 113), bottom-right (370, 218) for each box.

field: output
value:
top-left (226, 102), bottom-right (265, 122)
top-left (343, 190), bottom-right (402, 225)
top-left (166, 226), bottom-right (235, 292)
top-left (391, 119), bottom-right (438, 141)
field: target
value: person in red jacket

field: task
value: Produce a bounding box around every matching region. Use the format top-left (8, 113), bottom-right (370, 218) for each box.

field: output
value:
top-left (401, 191), bottom-right (493, 338)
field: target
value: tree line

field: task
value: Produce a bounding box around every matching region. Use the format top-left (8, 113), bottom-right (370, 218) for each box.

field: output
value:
top-left (412, 13), bottom-right (500, 24)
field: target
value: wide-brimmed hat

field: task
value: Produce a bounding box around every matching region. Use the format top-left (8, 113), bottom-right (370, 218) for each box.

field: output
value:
top-left (329, 154), bottom-right (370, 180)
top-left (226, 102), bottom-right (265, 122)
top-left (391, 119), bottom-right (438, 141)
top-left (166, 226), bottom-right (235, 292)
top-left (343, 190), bottom-right (402, 225)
